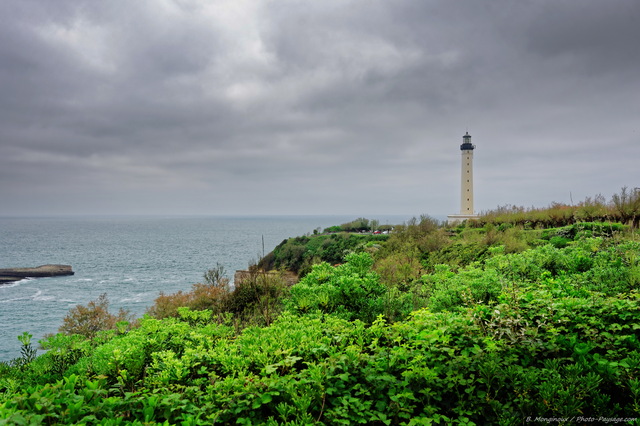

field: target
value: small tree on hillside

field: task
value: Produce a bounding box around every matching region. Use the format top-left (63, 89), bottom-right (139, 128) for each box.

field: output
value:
top-left (611, 186), bottom-right (640, 228)
top-left (60, 294), bottom-right (134, 338)
top-left (575, 195), bottom-right (607, 222)
top-left (204, 263), bottom-right (230, 290)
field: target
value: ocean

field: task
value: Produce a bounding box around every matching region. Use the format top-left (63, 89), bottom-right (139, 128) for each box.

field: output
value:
top-left (0, 215), bottom-right (407, 361)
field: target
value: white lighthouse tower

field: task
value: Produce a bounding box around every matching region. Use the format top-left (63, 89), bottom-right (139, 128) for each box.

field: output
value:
top-left (448, 132), bottom-right (480, 224)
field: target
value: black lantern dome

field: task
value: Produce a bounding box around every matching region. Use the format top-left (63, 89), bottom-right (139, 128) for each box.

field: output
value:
top-left (460, 132), bottom-right (475, 151)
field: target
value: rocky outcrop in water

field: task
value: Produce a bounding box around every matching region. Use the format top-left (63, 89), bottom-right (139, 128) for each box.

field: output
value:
top-left (0, 265), bottom-right (74, 284)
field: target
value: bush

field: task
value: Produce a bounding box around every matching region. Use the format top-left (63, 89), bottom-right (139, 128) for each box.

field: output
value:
top-left (261, 233), bottom-right (388, 277)
top-left (3, 229), bottom-right (640, 423)
top-left (550, 235), bottom-right (570, 248)
top-left (225, 270), bottom-right (289, 327)
top-left (3, 203), bottom-right (640, 423)
top-left (147, 281), bottom-right (229, 320)
top-left (287, 252), bottom-right (386, 323)
top-left (59, 294), bottom-right (135, 339)
top-left (148, 264), bottom-right (230, 319)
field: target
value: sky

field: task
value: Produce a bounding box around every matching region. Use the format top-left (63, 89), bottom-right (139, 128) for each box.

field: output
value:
top-left (1, 0), bottom-right (639, 218)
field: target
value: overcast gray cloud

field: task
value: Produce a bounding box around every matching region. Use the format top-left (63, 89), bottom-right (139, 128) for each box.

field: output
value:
top-left (1, 0), bottom-right (638, 217)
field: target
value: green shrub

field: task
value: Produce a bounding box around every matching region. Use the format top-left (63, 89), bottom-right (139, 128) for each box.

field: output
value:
top-left (3, 212), bottom-right (639, 423)
top-left (550, 235), bottom-right (570, 248)
top-left (225, 270), bottom-right (289, 326)
top-left (262, 232), bottom-right (389, 276)
top-left (147, 282), bottom-right (229, 319)
top-left (287, 252), bottom-right (386, 323)
top-left (59, 294), bottom-right (135, 339)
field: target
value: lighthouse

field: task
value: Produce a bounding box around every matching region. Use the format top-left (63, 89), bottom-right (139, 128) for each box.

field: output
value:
top-left (448, 132), bottom-right (480, 224)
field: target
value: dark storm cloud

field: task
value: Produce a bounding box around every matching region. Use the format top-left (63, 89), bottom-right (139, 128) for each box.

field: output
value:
top-left (1, 0), bottom-right (638, 216)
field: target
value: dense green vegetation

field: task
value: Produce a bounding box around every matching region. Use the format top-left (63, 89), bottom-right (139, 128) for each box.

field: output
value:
top-left (1, 189), bottom-right (640, 424)
top-left (322, 217), bottom-right (393, 234)
top-left (478, 186), bottom-right (640, 228)
top-left (259, 232), bottom-right (388, 277)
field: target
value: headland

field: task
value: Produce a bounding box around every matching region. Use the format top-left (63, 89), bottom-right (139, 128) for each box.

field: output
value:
top-left (0, 264), bottom-right (74, 284)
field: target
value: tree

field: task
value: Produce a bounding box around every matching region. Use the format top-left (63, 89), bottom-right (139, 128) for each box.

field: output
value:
top-left (203, 263), bottom-right (230, 289)
top-left (611, 186), bottom-right (640, 228)
top-left (59, 294), bottom-right (134, 338)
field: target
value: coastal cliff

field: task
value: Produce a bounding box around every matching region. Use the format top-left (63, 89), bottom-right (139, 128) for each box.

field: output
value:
top-left (0, 264), bottom-right (74, 284)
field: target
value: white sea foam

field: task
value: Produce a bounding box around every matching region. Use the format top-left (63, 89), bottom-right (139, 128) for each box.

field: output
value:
top-left (0, 296), bottom-right (29, 304)
top-left (34, 294), bottom-right (56, 301)
top-left (119, 293), bottom-right (144, 303)
top-left (0, 278), bottom-right (33, 289)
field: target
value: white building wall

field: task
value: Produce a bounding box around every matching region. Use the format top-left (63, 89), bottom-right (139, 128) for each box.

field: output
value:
top-left (461, 150), bottom-right (474, 215)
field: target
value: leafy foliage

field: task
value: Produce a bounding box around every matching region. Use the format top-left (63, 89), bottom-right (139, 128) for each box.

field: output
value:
top-left (2, 198), bottom-right (640, 424)
top-left (148, 266), bottom-right (289, 328)
top-left (3, 292), bottom-right (639, 423)
top-left (479, 186), bottom-right (640, 228)
top-left (260, 232), bottom-right (388, 276)
top-left (59, 293), bottom-right (135, 339)
top-left (225, 269), bottom-right (289, 327)
top-left (287, 252), bottom-right (386, 323)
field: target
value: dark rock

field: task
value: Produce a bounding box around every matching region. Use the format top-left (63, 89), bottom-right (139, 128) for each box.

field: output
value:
top-left (0, 265), bottom-right (74, 284)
